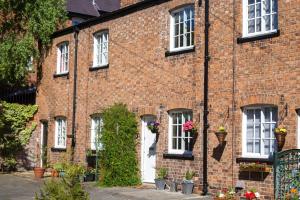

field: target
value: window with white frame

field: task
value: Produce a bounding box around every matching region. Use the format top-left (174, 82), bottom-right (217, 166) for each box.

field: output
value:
top-left (90, 116), bottom-right (103, 150)
top-left (93, 31), bottom-right (109, 67)
top-left (56, 42), bottom-right (69, 74)
top-left (297, 111), bottom-right (300, 149)
top-left (242, 106), bottom-right (277, 158)
top-left (170, 6), bottom-right (194, 51)
top-left (243, 0), bottom-right (278, 37)
top-left (168, 110), bottom-right (193, 154)
top-left (55, 117), bottom-right (67, 148)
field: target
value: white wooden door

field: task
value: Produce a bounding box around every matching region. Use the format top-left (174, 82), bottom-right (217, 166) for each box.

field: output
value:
top-left (298, 112), bottom-right (300, 149)
top-left (141, 116), bottom-right (156, 183)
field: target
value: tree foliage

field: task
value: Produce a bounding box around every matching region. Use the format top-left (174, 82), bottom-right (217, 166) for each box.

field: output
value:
top-left (100, 103), bottom-right (140, 186)
top-left (0, 101), bottom-right (38, 171)
top-left (0, 0), bottom-right (67, 85)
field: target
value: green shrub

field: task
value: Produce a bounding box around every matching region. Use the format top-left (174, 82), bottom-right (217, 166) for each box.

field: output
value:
top-left (35, 162), bottom-right (89, 200)
top-left (156, 168), bottom-right (168, 179)
top-left (100, 103), bottom-right (140, 186)
top-left (185, 170), bottom-right (195, 180)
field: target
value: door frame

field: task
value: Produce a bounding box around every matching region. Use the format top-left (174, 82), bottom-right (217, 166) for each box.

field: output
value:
top-left (40, 120), bottom-right (48, 168)
top-left (140, 115), bottom-right (156, 183)
top-left (298, 111), bottom-right (300, 148)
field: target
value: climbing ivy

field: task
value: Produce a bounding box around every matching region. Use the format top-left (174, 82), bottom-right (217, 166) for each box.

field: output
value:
top-left (0, 101), bottom-right (38, 171)
top-left (100, 103), bottom-right (140, 186)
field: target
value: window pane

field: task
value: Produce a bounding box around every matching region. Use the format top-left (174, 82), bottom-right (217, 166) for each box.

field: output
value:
top-left (178, 138), bottom-right (182, 149)
top-left (174, 37), bottom-right (179, 48)
top-left (179, 11), bottom-right (184, 22)
top-left (264, 140), bottom-right (270, 155)
top-left (178, 113), bottom-right (182, 124)
top-left (272, 0), bottom-right (277, 12)
top-left (178, 125), bottom-right (182, 137)
top-left (247, 110), bottom-right (254, 124)
top-left (173, 126), bottom-right (177, 137)
top-left (265, 107), bottom-right (270, 122)
top-left (247, 126), bottom-right (254, 139)
top-left (265, 0), bottom-right (271, 14)
top-left (264, 123), bottom-right (271, 138)
top-left (186, 33), bottom-right (190, 46)
top-left (172, 113), bottom-right (177, 124)
top-left (248, 0), bottom-right (255, 4)
top-left (191, 32), bottom-right (194, 45)
top-left (247, 141), bottom-right (253, 153)
top-left (175, 24), bottom-right (179, 35)
top-left (256, 18), bottom-right (261, 32)
top-left (180, 23), bottom-right (184, 34)
top-left (172, 138), bottom-right (177, 149)
top-left (248, 5), bottom-right (255, 19)
top-left (264, 15), bottom-right (271, 31)
top-left (255, 124), bottom-right (261, 138)
top-left (248, 19), bottom-right (255, 33)
top-left (255, 140), bottom-right (260, 153)
top-left (272, 14), bottom-right (278, 30)
top-left (175, 13), bottom-right (179, 23)
top-left (256, 3), bottom-right (261, 17)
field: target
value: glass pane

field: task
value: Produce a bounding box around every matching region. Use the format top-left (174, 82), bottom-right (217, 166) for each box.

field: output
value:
top-left (186, 34), bottom-right (190, 46)
top-left (178, 125), bottom-right (182, 137)
top-left (255, 109), bottom-right (261, 124)
top-left (179, 11), bottom-right (184, 22)
top-left (264, 123), bottom-right (271, 138)
top-left (265, 107), bottom-right (270, 122)
top-left (174, 36), bottom-right (179, 48)
top-left (185, 139), bottom-right (189, 151)
top-left (180, 23), bottom-right (184, 34)
top-left (265, 0), bottom-right (271, 14)
top-left (248, 0), bottom-right (255, 4)
top-left (191, 19), bottom-right (195, 31)
top-left (255, 140), bottom-right (260, 153)
top-left (186, 9), bottom-right (191, 20)
top-left (186, 21), bottom-right (191, 32)
top-left (264, 15), bottom-right (271, 31)
top-left (247, 110), bottom-right (254, 124)
top-left (178, 113), bottom-right (182, 124)
top-left (248, 5), bottom-right (255, 18)
top-left (247, 126), bottom-right (254, 139)
top-left (247, 141), bottom-right (253, 153)
top-left (256, 18), bottom-right (261, 32)
top-left (191, 32), bottom-right (194, 45)
top-left (175, 13), bottom-right (179, 23)
top-left (272, 0), bottom-right (277, 12)
top-left (255, 124), bottom-right (261, 138)
top-left (271, 123), bottom-right (276, 138)
top-left (256, 3), bottom-right (261, 17)
top-left (175, 24), bottom-right (179, 35)
top-left (264, 140), bottom-right (270, 155)
top-left (248, 19), bottom-right (255, 33)
top-left (173, 126), bottom-right (177, 137)
top-left (272, 108), bottom-right (277, 122)
top-left (172, 113), bottom-right (177, 124)
top-left (172, 138), bottom-right (177, 149)
top-left (272, 14), bottom-right (278, 30)
top-left (178, 138), bottom-right (182, 149)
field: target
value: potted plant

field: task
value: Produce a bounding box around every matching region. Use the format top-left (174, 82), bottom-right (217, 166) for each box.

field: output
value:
top-left (154, 168), bottom-right (168, 190)
top-left (147, 121), bottom-right (160, 134)
top-left (244, 190), bottom-right (260, 200)
top-left (215, 126), bottom-right (227, 144)
top-left (52, 163), bottom-right (64, 177)
top-left (274, 127), bottom-right (287, 151)
top-left (183, 120), bottom-right (197, 133)
top-left (34, 147), bottom-right (46, 178)
top-left (239, 162), bottom-right (271, 173)
top-left (84, 167), bottom-right (96, 182)
top-left (182, 170), bottom-right (195, 195)
top-left (215, 187), bottom-right (235, 200)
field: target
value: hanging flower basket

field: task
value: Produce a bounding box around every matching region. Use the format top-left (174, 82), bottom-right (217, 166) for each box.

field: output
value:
top-left (183, 121), bottom-right (197, 134)
top-left (215, 126), bottom-right (227, 144)
top-left (274, 127), bottom-right (287, 151)
top-left (147, 121), bottom-right (160, 134)
top-left (239, 162), bottom-right (272, 173)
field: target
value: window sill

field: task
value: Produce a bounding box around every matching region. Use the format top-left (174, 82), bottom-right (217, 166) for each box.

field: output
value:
top-left (165, 46), bottom-right (195, 57)
top-left (89, 64), bottom-right (109, 71)
top-left (237, 30), bottom-right (280, 44)
top-left (51, 147), bottom-right (67, 152)
top-left (163, 153), bottom-right (194, 160)
top-left (236, 157), bottom-right (273, 165)
top-left (53, 72), bottom-right (69, 78)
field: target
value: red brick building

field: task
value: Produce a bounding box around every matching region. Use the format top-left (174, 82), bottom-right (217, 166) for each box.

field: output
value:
top-left (34, 0), bottom-right (300, 199)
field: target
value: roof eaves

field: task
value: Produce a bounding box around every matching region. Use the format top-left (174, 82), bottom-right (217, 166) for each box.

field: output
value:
top-left (52, 0), bottom-right (171, 38)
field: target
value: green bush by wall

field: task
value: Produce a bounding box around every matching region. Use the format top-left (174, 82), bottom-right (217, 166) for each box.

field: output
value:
top-left (100, 103), bottom-right (140, 186)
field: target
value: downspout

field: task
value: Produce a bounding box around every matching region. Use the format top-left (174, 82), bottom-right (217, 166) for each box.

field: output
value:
top-left (71, 26), bottom-right (80, 162)
top-left (202, 0), bottom-right (210, 195)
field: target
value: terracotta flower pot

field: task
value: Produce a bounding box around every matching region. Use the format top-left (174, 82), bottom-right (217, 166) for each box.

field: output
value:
top-left (275, 132), bottom-right (287, 151)
top-left (215, 131), bottom-right (227, 144)
top-left (34, 167), bottom-right (45, 178)
top-left (51, 169), bottom-right (59, 177)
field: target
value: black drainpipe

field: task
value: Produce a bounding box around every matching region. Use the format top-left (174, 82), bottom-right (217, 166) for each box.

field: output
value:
top-left (71, 26), bottom-right (80, 162)
top-left (202, 0), bottom-right (210, 195)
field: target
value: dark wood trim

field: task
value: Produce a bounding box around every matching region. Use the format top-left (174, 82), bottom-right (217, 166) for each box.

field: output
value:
top-left (53, 72), bottom-right (69, 78)
top-left (52, 0), bottom-right (171, 38)
top-left (89, 64), bottom-right (109, 71)
top-left (51, 147), bottom-right (67, 152)
top-left (236, 157), bottom-right (273, 165)
top-left (163, 153), bottom-right (194, 160)
top-left (165, 47), bottom-right (195, 57)
top-left (237, 30), bottom-right (280, 44)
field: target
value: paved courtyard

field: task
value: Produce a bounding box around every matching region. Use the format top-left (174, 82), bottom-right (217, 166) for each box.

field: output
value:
top-left (0, 173), bottom-right (211, 200)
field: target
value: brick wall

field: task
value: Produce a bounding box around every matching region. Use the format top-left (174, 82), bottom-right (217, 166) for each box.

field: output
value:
top-left (35, 0), bottom-right (300, 199)
top-left (120, 0), bottom-right (141, 8)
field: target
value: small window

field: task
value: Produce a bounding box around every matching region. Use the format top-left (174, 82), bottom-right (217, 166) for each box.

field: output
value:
top-left (170, 6), bottom-right (195, 52)
top-left (242, 106), bottom-right (277, 158)
top-left (168, 110), bottom-right (193, 154)
top-left (56, 42), bottom-right (69, 74)
top-left (27, 56), bottom-right (34, 71)
top-left (93, 31), bottom-right (109, 67)
top-left (243, 0), bottom-right (278, 37)
top-left (90, 116), bottom-right (103, 150)
top-left (55, 117), bottom-right (67, 148)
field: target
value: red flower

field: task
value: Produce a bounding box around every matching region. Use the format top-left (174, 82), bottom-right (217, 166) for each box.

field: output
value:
top-left (245, 191), bottom-right (256, 200)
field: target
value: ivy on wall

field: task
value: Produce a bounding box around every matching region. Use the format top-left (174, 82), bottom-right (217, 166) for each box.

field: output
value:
top-left (0, 101), bottom-right (38, 171)
top-left (100, 103), bottom-right (140, 186)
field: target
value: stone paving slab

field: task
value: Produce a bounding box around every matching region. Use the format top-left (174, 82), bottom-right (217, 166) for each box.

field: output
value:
top-left (0, 173), bottom-right (212, 200)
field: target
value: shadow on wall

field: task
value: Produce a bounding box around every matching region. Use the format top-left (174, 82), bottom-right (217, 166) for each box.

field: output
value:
top-left (212, 142), bottom-right (227, 162)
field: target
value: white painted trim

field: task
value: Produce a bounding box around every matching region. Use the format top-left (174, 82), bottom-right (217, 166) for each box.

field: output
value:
top-left (93, 31), bottom-right (109, 68)
top-left (56, 42), bottom-right (69, 74)
top-left (298, 112), bottom-right (300, 149)
top-left (54, 117), bottom-right (67, 149)
top-left (40, 124), bottom-right (44, 168)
